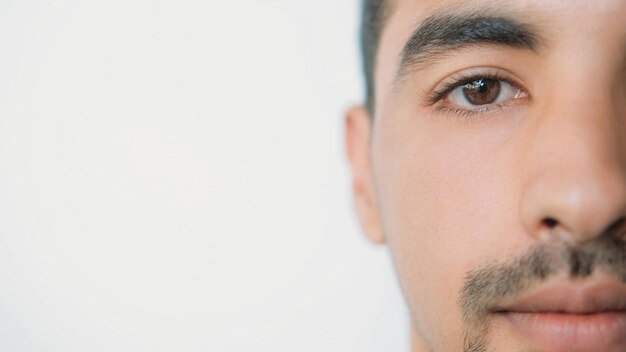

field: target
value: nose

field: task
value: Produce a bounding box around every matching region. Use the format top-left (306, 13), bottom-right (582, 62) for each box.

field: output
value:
top-left (520, 87), bottom-right (626, 245)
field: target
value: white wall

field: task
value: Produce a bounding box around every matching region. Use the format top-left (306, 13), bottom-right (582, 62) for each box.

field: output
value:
top-left (0, 1), bottom-right (409, 351)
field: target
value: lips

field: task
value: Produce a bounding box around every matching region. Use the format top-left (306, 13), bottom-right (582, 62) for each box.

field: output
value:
top-left (493, 277), bottom-right (626, 352)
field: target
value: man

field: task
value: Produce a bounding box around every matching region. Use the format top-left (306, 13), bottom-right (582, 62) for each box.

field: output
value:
top-left (345, 0), bottom-right (626, 351)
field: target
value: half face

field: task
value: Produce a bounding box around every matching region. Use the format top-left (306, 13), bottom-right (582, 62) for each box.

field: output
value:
top-left (346, 0), bottom-right (626, 351)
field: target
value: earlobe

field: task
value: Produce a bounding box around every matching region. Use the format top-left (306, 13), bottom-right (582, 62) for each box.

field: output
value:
top-left (345, 106), bottom-right (385, 244)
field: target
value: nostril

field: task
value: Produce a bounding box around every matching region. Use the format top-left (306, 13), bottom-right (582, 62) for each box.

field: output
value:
top-left (605, 216), bottom-right (626, 237)
top-left (542, 217), bottom-right (559, 229)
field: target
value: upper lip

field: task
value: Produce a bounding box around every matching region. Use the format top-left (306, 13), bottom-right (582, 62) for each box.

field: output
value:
top-left (494, 276), bottom-right (626, 314)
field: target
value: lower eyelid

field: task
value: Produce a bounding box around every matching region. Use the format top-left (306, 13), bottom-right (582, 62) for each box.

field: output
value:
top-left (436, 90), bottom-right (530, 119)
top-left (435, 101), bottom-right (519, 120)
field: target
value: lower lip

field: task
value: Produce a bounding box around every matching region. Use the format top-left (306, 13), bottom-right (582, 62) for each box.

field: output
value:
top-left (501, 311), bottom-right (626, 352)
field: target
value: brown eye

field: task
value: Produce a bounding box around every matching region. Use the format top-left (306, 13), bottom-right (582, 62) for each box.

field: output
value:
top-left (462, 79), bottom-right (501, 105)
top-left (444, 77), bottom-right (524, 110)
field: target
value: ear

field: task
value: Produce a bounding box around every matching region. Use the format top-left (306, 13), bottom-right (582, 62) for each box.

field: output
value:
top-left (345, 106), bottom-right (385, 244)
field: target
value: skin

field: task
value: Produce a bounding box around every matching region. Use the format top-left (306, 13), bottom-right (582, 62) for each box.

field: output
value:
top-left (345, 0), bottom-right (626, 351)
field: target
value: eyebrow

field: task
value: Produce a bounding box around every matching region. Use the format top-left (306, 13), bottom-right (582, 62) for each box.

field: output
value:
top-left (397, 11), bottom-right (542, 79)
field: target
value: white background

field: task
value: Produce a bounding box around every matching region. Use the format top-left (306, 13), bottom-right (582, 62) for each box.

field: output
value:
top-left (0, 1), bottom-right (409, 351)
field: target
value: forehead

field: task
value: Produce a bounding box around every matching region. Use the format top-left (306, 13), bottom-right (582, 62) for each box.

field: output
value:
top-left (373, 0), bottom-right (626, 117)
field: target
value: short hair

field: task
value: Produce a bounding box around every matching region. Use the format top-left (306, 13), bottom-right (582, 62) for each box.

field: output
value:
top-left (360, 0), bottom-right (388, 115)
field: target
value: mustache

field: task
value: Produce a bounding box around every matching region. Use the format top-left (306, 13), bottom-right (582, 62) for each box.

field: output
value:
top-left (459, 232), bottom-right (626, 352)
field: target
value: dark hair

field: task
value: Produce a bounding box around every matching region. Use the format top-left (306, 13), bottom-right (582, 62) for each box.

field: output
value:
top-left (361, 0), bottom-right (387, 115)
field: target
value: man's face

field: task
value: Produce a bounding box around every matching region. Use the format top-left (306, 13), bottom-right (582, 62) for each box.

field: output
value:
top-left (346, 0), bottom-right (626, 351)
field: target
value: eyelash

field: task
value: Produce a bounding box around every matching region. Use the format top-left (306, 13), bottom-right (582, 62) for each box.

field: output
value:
top-left (426, 72), bottom-right (526, 119)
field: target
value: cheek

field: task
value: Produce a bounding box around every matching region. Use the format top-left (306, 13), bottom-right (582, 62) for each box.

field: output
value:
top-left (372, 113), bottom-right (525, 347)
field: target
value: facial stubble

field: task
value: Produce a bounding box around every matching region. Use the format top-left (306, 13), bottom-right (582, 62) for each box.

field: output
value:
top-left (459, 231), bottom-right (626, 352)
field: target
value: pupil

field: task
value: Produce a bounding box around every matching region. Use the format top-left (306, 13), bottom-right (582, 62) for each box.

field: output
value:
top-left (477, 80), bottom-right (488, 93)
